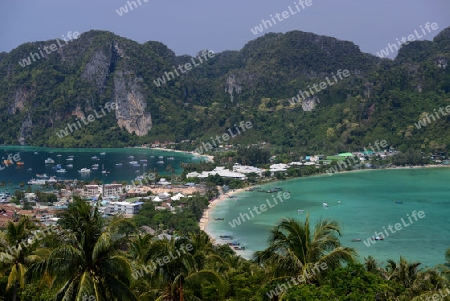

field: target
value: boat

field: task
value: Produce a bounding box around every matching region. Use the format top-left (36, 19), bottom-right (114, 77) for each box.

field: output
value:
top-left (36, 173), bottom-right (48, 178)
top-left (219, 235), bottom-right (233, 240)
top-left (56, 169), bottom-right (66, 173)
top-left (395, 201), bottom-right (403, 204)
top-left (156, 161), bottom-right (164, 164)
top-left (129, 161), bottom-right (138, 164)
top-left (150, 156), bottom-right (155, 159)
top-left (227, 242), bottom-right (240, 246)
top-left (92, 164), bottom-right (99, 168)
top-left (322, 203), bottom-right (329, 207)
top-left (214, 218), bottom-right (225, 221)
top-left (66, 164), bottom-right (73, 168)
top-left (298, 209), bottom-right (304, 213)
top-left (167, 157), bottom-right (174, 160)
top-left (34, 152), bottom-right (38, 154)
top-left (100, 152), bottom-right (106, 155)
top-left (115, 163), bottom-right (123, 166)
top-left (57, 154), bottom-right (62, 157)
top-left (338, 201), bottom-right (341, 204)
top-left (139, 159), bottom-right (147, 162)
top-left (91, 156), bottom-right (98, 160)
top-left (27, 168), bottom-right (32, 171)
top-left (102, 170), bottom-right (107, 174)
top-left (78, 168), bottom-right (91, 173)
top-left (66, 158), bottom-right (73, 161)
top-left (68, 155), bottom-right (74, 158)
top-left (44, 158), bottom-right (55, 164)
top-left (371, 236), bottom-right (384, 241)
top-left (351, 239), bottom-right (361, 242)
top-left (233, 246), bottom-right (245, 250)
top-left (3, 159), bottom-right (12, 165)
top-left (16, 161), bottom-right (24, 166)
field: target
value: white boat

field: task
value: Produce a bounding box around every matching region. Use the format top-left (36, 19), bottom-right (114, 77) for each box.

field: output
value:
top-left (92, 164), bottom-right (99, 167)
top-left (158, 156), bottom-right (163, 159)
top-left (100, 152), bottom-right (106, 155)
top-left (45, 158), bottom-right (55, 164)
top-left (322, 203), bottom-right (329, 207)
top-left (128, 156), bottom-right (134, 159)
top-left (66, 158), bottom-right (73, 161)
top-left (157, 160), bottom-right (164, 164)
top-left (28, 179), bottom-right (45, 185)
top-left (57, 154), bottom-right (62, 157)
top-left (36, 173), bottom-right (48, 178)
top-left (66, 164), bottom-right (73, 168)
top-left (34, 152), bottom-right (38, 154)
top-left (129, 161), bottom-right (138, 164)
top-left (56, 169), bottom-right (66, 173)
top-left (115, 163), bottom-right (123, 166)
top-left (140, 159), bottom-right (147, 162)
top-left (91, 156), bottom-right (98, 160)
top-left (79, 168), bottom-right (91, 173)
top-left (298, 209), bottom-right (304, 212)
top-left (167, 157), bottom-right (175, 160)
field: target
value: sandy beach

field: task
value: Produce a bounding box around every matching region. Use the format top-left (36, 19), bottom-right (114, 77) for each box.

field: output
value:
top-left (133, 146), bottom-right (214, 162)
top-left (199, 187), bottom-right (248, 232)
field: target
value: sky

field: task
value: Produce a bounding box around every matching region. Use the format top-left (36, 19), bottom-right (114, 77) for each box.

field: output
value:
top-left (1, 0), bottom-right (449, 59)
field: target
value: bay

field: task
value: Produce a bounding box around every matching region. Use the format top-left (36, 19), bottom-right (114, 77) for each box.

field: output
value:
top-left (0, 146), bottom-right (201, 188)
top-left (206, 168), bottom-right (450, 269)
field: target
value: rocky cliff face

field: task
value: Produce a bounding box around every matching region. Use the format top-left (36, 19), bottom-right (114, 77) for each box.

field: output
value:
top-left (114, 71), bottom-right (152, 136)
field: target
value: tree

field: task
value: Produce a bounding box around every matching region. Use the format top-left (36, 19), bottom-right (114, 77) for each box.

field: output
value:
top-left (254, 216), bottom-right (356, 297)
top-left (26, 197), bottom-right (138, 301)
top-left (0, 216), bottom-right (42, 301)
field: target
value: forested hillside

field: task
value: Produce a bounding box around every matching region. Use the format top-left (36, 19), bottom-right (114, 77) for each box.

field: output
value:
top-left (0, 27), bottom-right (449, 154)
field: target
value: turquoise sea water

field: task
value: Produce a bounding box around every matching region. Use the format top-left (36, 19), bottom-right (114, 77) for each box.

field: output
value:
top-left (0, 146), bottom-right (200, 187)
top-left (206, 168), bottom-right (450, 269)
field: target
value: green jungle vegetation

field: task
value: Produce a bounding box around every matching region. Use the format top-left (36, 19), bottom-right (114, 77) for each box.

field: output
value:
top-left (0, 198), bottom-right (450, 300)
top-left (0, 28), bottom-right (448, 157)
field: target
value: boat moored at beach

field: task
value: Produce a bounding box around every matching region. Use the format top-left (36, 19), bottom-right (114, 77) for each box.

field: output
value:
top-left (220, 235), bottom-right (233, 240)
top-left (45, 158), bottom-right (55, 164)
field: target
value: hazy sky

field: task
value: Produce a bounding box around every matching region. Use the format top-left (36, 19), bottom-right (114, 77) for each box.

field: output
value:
top-left (1, 0), bottom-right (449, 59)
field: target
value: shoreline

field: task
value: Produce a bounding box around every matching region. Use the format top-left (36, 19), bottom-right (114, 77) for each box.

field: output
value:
top-left (200, 164), bottom-right (450, 244)
top-left (199, 187), bottom-right (248, 234)
top-left (134, 146), bottom-right (214, 162)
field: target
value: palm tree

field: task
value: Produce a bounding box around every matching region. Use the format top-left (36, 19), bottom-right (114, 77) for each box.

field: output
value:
top-left (437, 248), bottom-right (450, 280)
top-left (137, 236), bottom-right (224, 300)
top-left (254, 216), bottom-right (356, 288)
top-left (386, 256), bottom-right (448, 299)
top-left (0, 216), bottom-right (45, 301)
top-left (384, 256), bottom-right (421, 288)
top-left (364, 255), bottom-right (386, 278)
top-left (26, 197), bottom-right (138, 301)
